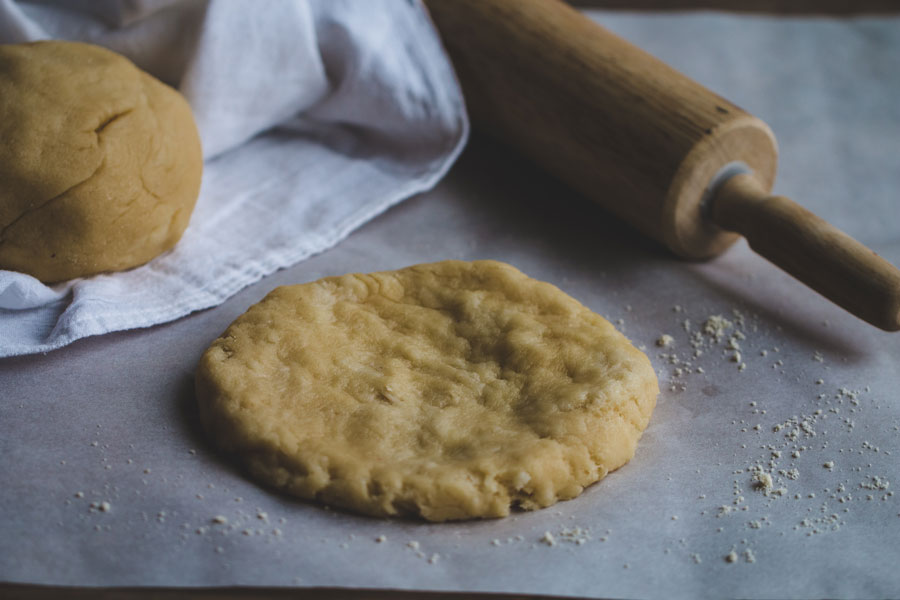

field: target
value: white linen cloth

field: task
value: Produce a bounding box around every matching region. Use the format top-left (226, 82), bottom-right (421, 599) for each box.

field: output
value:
top-left (0, 0), bottom-right (468, 357)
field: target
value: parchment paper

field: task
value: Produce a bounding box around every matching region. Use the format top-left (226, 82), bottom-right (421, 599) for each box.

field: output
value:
top-left (2, 11), bottom-right (899, 599)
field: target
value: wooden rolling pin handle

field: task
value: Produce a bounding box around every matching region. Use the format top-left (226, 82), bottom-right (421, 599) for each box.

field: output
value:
top-left (711, 173), bottom-right (900, 331)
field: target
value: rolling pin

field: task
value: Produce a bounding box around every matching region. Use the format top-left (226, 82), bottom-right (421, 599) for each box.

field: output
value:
top-left (424, 0), bottom-right (900, 331)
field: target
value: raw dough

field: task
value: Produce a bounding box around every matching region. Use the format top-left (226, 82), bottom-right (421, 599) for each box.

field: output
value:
top-left (0, 41), bottom-right (202, 282)
top-left (196, 260), bottom-right (658, 521)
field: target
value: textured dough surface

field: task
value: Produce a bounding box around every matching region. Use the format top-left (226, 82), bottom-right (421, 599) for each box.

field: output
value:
top-left (0, 41), bottom-right (202, 282)
top-left (196, 261), bottom-right (658, 521)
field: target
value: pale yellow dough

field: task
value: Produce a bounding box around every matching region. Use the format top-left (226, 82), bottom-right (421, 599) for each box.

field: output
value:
top-left (196, 261), bottom-right (658, 521)
top-left (0, 41), bottom-right (202, 282)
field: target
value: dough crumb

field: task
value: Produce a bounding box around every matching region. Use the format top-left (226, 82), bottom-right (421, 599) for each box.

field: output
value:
top-left (752, 471), bottom-right (773, 492)
top-left (656, 334), bottom-right (675, 347)
top-left (703, 315), bottom-right (733, 340)
top-left (375, 535), bottom-right (386, 543)
top-left (539, 531), bottom-right (556, 547)
top-left (725, 551), bottom-right (738, 563)
top-left (558, 526), bottom-right (592, 545)
top-left (211, 515), bottom-right (228, 525)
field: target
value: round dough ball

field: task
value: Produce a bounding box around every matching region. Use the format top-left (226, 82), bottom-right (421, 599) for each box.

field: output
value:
top-left (0, 41), bottom-right (202, 282)
top-left (196, 260), bottom-right (659, 521)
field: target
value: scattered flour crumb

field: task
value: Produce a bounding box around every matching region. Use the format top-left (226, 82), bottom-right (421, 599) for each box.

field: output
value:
top-left (752, 471), bottom-right (773, 492)
top-left (703, 315), bottom-right (733, 340)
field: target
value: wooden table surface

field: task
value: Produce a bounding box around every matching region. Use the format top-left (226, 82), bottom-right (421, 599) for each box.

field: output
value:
top-left (571, 0), bottom-right (899, 14)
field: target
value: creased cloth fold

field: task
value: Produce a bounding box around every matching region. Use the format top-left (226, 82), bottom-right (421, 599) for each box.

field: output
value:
top-left (0, 0), bottom-right (468, 357)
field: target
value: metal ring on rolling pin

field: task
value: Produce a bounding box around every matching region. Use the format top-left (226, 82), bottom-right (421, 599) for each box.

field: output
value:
top-left (700, 161), bottom-right (753, 221)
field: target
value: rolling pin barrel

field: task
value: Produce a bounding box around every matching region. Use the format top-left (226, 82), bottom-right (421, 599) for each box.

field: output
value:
top-left (425, 0), bottom-right (900, 331)
top-left (425, 0), bottom-right (778, 259)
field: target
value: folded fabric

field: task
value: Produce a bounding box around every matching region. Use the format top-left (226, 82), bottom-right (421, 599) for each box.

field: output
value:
top-left (0, 0), bottom-right (468, 357)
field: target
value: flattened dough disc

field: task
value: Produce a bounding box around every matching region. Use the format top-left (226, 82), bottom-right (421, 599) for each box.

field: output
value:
top-left (196, 260), bottom-right (658, 521)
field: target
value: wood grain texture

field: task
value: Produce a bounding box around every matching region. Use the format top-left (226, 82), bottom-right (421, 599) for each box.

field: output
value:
top-left (568, 0), bottom-right (900, 14)
top-left (426, 0), bottom-right (900, 329)
top-left (712, 174), bottom-right (900, 331)
top-left (425, 0), bottom-right (777, 258)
